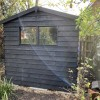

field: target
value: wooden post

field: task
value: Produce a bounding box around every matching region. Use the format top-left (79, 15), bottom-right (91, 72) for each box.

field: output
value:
top-left (35, 0), bottom-right (39, 6)
top-left (35, 0), bottom-right (39, 12)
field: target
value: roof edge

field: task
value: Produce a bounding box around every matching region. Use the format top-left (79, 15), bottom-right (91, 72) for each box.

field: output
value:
top-left (0, 6), bottom-right (78, 24)
top-left (0, 7), bottom-right (37, 24)
top-left (39, 7), bottom-right (78, 19)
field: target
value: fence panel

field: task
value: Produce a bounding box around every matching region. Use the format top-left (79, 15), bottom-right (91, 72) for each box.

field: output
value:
top-left (79, 36), bottom-right (98, 62)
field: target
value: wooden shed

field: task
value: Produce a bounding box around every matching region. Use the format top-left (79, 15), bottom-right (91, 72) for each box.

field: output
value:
top-left (0, 6), bottom-right (79, 90)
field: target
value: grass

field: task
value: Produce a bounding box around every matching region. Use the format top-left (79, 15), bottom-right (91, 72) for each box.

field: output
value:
top-left (0, 78), bottom-right (14, 100)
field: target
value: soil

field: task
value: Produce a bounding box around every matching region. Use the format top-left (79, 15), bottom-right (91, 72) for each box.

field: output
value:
top-left (9, 85), bottom-right (78, 100)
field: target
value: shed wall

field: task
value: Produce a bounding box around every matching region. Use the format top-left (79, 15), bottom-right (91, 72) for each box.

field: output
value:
top-left (4, 11), bottom-right (78, 90)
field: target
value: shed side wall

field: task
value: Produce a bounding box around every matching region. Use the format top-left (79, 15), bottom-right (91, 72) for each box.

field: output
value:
top-left (4, 11), bottom-right (78, 90)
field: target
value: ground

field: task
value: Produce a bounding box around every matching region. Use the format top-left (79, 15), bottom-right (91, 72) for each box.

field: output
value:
top-left (9, 85), bottom-right (78, 100)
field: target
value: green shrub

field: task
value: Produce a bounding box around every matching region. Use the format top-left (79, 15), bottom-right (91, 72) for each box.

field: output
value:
top-left (0, 78), bottom-right (13, 100)
top-left (71, 58), bottom-right (93, 100)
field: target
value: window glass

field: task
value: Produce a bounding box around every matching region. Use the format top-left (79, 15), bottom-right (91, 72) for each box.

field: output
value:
top-left (39, 27), bottom-right (57, 45)
top-left (21, 27), bottom-right (37, 44)
top-left (20, 27), bottom-right (57, 45)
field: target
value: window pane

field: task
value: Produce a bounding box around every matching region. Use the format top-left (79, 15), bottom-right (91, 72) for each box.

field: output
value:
top-left (39, 27), bottom-right (57, 45)
top-left (21, 27), bottom-right (37, 44)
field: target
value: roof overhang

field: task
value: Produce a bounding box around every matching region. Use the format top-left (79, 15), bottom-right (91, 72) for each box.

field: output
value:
top-left (0, 6), bottom-right (78, 24)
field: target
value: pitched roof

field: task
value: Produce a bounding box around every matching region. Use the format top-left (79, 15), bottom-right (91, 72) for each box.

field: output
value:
top-left (0, 6), bottom-right (78, 24)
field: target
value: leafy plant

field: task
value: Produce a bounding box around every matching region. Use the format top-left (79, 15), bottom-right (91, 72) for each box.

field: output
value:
top-left (0, 77), bottom-right (13, 100)
top-left (2, 92), bottom-right (8, 100)
top-left (76, 6), bottom-right (100, 37)
top-left (72, 58), bottom-right (93, 100)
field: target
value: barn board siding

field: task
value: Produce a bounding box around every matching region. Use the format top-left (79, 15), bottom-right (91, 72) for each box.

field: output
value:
top-left (5, 54), bottom-right (77, 62)
top-left (58, 42), bottom-right (78, 47)
top-left (5, 59), bottom-right (56, 65)
top-left (6, 75), bottom-right (75, 87)
top-left (11, 16), bottom-right (67, 22)
top-left (4, 45), bottom-right (78, 52)
top-left (11, 80), bottom-right (66, 90)
top-left (4, 28), bottom-right (19, 32)
top-left (6, 73), bottom-right (76, 84)
top-left (5, 59), bottom-right (77, 67)
top-left (6, 70), bottom-right (76, 81)
top-left (57, 26), bottom-right (77, 31)
top-left (4, 32), bottom-right (19, 35)
top-left (4, 20), bottom-right (76, 27)
top-left (6, 74), bottom-right (74, 85)
top-left (6, 69), bottom-right (68, 77)
top-left (11, 80), bottom-right (74, 91)
top-left (4, 42), bottom-right (78, 47)
top-left (5, 37), bottom-right (19, 41)
top-left (5, 50), bottom-right (77, 57)
top-left (5, 63), bottom-right (77, 71)
top-left (58, 36), bottom-right (78, 42)
top-left (5, 67), bottom-right (77, 78)
top-left (4, 41), bottom-right (19, 45)
top-left (4, 10), bottom-right (78, 90)
top-left (6, 76), bottom-right (67, 86)
top-left (58, 32), bottom-right (78, 37)
top-left (6, 77), bottom-right (74, 90)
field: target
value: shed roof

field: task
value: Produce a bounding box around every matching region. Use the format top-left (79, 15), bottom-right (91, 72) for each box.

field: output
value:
top-left (0, 6), bottom-right (78, 24)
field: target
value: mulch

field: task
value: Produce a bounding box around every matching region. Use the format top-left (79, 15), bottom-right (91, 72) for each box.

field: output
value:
top-left (9, 85), bottom-right (78, 100)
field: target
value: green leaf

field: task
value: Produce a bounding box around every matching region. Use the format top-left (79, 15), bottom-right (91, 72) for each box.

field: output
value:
top-left (70, 3), bottom-right (73, 8)
top-left (83, 0), bottom-right (86, 3)
top-left (90, 0), bottom-right (96, 2)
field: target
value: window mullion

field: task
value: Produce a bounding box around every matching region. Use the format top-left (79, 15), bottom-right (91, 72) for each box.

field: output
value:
top-left (37, 26), bottom-right (39, 45)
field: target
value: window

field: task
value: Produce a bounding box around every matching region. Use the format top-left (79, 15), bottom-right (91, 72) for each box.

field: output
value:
top-left (20, 27), bottom-right (57, 45)
top-left (21, 27), bottom-right (37, 44)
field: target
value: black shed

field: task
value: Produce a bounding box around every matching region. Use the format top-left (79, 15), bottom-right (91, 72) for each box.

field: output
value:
top-left (0, 6), bottom-right (79, 90)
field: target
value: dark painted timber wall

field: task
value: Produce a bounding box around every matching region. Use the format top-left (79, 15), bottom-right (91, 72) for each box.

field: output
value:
top-left (4, 11), bottom-right (78, 90)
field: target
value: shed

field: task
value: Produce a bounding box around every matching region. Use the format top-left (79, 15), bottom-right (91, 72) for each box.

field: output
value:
top-left (0, 6), bottom-right (79, 90)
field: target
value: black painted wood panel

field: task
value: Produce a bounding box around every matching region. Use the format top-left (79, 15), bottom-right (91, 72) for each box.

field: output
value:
top-left (4, 10), bottom-right (78, 90)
